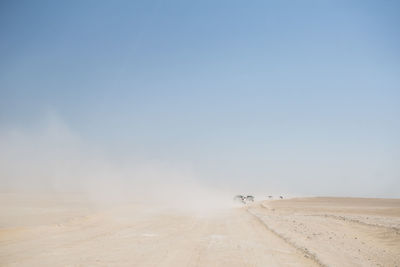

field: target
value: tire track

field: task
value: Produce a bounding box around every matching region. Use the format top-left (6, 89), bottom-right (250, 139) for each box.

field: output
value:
top-left (254, 201), bottom-right (400, 267)
top-left (246, 206), bottom-right (327, 267)
top-left (260, 201), bottom-right (400, 234)
top-left (303, 214), bottom-right (400, 235)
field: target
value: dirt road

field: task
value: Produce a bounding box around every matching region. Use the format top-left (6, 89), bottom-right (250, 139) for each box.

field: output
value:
top-left (0, 194), bottom-right (399, 266)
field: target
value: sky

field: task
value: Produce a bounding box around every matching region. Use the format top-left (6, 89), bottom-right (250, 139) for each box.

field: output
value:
top-left (0, 0), bottom-right (399, 198)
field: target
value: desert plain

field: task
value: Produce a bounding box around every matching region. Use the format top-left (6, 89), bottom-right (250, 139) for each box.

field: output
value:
top-left (0, 193), bottom-right (399, 267)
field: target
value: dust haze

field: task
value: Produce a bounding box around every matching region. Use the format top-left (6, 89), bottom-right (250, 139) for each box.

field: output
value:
top-left (0, 116), bottom-right (234, 213)
top-left (1, 117), bottom-right (400, 266)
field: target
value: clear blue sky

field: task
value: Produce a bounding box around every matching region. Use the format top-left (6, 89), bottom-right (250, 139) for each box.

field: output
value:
top-left (1, 1), bottom-right (399, 196)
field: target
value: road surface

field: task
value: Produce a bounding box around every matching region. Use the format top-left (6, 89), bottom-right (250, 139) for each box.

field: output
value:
top-left (1, 193), bottom-right (399, 266)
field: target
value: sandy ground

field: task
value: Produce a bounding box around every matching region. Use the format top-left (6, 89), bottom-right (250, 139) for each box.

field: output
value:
top-left (0, 194), bottom-right (399, 266)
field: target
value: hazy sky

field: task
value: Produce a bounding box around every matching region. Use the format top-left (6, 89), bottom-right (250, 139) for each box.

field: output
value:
top-left (0, 1), bottom-right (399, 197)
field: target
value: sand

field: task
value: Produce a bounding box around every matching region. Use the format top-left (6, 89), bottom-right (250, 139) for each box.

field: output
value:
top-left (0, 193), bottom-right (399, 266)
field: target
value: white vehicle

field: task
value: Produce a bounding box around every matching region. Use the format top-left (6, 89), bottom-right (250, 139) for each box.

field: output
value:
top-left (246, 195), bottom-right (255, 202)
top-left (234, 195), bottom-right (246, 203)
top-left (234, 195), bottom-right (254, 203)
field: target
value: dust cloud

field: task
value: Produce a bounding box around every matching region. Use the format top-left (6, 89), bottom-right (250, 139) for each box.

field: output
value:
top-left (0, 117), bottom-right (233, 214)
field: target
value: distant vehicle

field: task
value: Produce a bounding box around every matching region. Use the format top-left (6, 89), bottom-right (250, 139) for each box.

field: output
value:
top-left (279, 196), bottom-right (283, 199)
top-left (234, 195), bottom-right (246, 203)
top-left (268, 195), bottom-right (273, 199)
top-left (246, 195), bottom-right (255, 202)
top-left (234, 195), bottom-right (255, 203)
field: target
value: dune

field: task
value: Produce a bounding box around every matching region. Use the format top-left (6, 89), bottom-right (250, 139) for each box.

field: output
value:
top-left (0, 193), bottom-right (399, 266)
